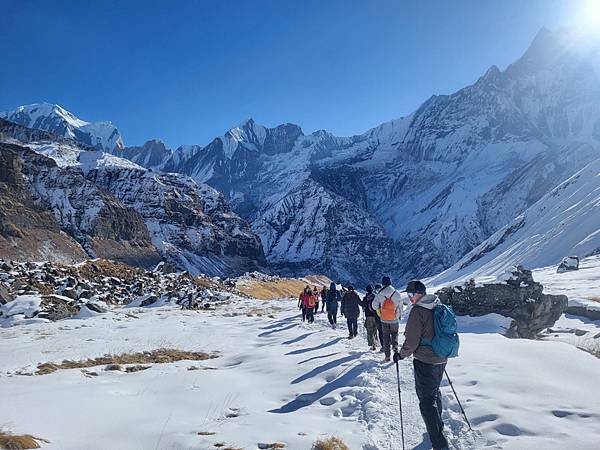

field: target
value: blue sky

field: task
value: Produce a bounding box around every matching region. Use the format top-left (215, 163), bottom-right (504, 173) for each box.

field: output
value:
top-left (0, 0), bottom-right (589, 148)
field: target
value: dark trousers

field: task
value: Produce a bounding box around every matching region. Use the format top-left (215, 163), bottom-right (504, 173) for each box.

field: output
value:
top-left (413, 359), bottom-right (448, 450)
top-left (301, 306), bottom-right (307, 321)
top-left (314, 302), bottom-right (319, 313)
top-left (327, 309), bottom-right (337, 325)
top-left (375, 316), bottom-right (384, 347)
top-left (306, 307), bottom-right (314, 323)
top-left (346, 317), bottom-right (358, 336)
top-left (381, 321), bottom-right (399, 357)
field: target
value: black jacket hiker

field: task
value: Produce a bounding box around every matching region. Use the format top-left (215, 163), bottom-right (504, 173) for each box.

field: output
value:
top-left (341, 287), bottom-right (361, 338)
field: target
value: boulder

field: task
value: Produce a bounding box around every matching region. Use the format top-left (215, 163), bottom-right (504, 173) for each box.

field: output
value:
top-left (557, 256), bottom-right (579, 273)
top-left (38, 295), bottom-right (80, 321)
top-left (0, 285), bottom-right (13, 305)
top-left (85, 302), bottom-right (108, 314)
top-left (436, 266), bottom-right (568, 338)
top-left (140, 294), bottom-right (159, 307)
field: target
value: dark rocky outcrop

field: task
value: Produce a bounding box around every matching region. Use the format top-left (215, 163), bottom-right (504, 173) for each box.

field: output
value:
top-left (0, 142), bottom-right (161, 268)
top-left (436, 266), bottom-right (568, 338)
top-left (557, 256), bottom-right (579, 273)
top-left (1, 118), bottom-right (266, 277)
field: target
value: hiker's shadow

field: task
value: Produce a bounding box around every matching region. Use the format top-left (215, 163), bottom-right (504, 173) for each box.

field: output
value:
top-left (269, 360), bottom-right (376, 414)
top-left (259, 315), bottom-right (298, 330)
top-left (291, 353), bottom-right (362, 384)
top-left (258, 323), bottom-right (298, 337)
top-left (285, 337), bottom-right (343, 355)
top-left (282, 332), bottom-right (312, 345)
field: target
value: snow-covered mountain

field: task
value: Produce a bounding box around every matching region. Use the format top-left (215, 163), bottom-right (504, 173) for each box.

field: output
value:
top-left (0, 118), bottom-right (266, 276)
top-left (430, 156), bottom-right (600, 284)
top-left (7, 28), bottom-right (600, 284)
top-left (111, 28), bottom-right (599, 284)
top-left (1, 103), bottom-right (124, 152)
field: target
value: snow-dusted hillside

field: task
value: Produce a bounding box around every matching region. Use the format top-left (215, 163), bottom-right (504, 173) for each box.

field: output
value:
top-left (1, 262), bottom-right (599, 449)
top-left (430, 158), bottom-right (600, 284)
top-left (0, 119), bottom-right (266, 276)
top-left (1, 103), bottom-right (124, 152)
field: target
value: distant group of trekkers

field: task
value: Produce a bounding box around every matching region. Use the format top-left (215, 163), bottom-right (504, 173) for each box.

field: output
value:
top-left (297, 276), bottom-right (405, 362)
top-left (297, 276), bottom-right (459, 450)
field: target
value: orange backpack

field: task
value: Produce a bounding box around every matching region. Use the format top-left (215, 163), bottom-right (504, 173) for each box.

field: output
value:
top-left (380, 292), bottom-right (397, 321)
top-left (307, 294), bottom-right (316, 308)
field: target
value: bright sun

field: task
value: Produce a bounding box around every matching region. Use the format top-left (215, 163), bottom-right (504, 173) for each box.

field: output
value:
top-left (582, 0), bottom-right (600, 29)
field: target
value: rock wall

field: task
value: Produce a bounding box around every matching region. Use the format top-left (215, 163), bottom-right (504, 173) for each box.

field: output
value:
top-left (436, 266), bottom-right (568, 338)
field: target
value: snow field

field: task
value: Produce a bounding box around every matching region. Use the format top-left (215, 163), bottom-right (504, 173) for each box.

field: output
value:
top-left (0, 295), bottom-right (599, 449)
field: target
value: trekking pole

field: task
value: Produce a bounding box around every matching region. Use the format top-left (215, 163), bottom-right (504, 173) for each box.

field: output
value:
top-left (395, 360), bottom-right (406, 450)
top-left (444, 369), bottom-right (473, 431)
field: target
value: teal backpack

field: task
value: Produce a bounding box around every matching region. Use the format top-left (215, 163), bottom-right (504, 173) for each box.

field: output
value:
top-left (421, 304), bottom-right (460, 358)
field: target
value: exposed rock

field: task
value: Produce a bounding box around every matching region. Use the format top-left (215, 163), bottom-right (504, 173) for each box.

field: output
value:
top-left (0, 285), bottom-right (13, 304)
top-left (38, 295), bottom-right (80, 321)
top-left (436, 266), bottom-right (568, 338)
top-left (557, 256), bottom-right (579, 273)
top-left (140, 295), bottom-right (159, 307)
top-left (85, 302), bottom-right (108, 314)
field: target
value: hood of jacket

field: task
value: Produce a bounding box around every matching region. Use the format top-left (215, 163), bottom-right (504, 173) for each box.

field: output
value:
top-left (416, 294), bottom-right (440, 310)
top-left (377, 285), bottom-right (398, 297)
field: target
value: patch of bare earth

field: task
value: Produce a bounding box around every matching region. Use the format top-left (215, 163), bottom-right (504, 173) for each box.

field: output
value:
top-left (0, 431), bottom-right (49, 449)
top-left (32, 349), bottom-right (217, 375)
top-left (236, 275), bottom-right (330, 300)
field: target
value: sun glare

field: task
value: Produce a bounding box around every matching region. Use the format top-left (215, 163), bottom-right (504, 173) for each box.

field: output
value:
top-left (582, 0), bottom-right (600, 29)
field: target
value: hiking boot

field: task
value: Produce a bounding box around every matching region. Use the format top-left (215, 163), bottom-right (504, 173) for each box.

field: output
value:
top-left (379, 348), bottom-right (386, 353)
top-left (370, 345), bottom-right (376, 351)
top-left (383, 356), bottom-right (391, 363)
top-left (348, 335), bottom-right (353, 340)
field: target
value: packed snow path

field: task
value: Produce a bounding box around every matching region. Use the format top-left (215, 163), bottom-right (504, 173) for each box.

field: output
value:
top-left (1, 297), bottom-right (599, 449)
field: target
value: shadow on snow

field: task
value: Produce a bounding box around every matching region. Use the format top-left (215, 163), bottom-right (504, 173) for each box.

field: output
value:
top-left (291, 353), bottom-right (363, 385)
top-left (269, 360), bottom-right (376, 414)
top-left (285, 337), bottom-right (344, 355)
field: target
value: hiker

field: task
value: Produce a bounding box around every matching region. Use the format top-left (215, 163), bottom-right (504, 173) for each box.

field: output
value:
top-left (372, 276), bottom-right (403, 362)
top-left (302, 286), bottom-right (316, 323)
top-left (320, 286), bottom-right (328, 312)
top-left (341, 285), bottom-right (361, 339)
top-left (374, 283), bottom-right (384, 350)
top-left (313, 286), bottom-right (320, 314)
top-left (394, 280), bottom-right (449, 450)
top-left (358, 285), bottom-right (378, 350)
top-left (298, 287), bottom-right (307, 322)
top-left (325, 282), bottom-right (341, 328)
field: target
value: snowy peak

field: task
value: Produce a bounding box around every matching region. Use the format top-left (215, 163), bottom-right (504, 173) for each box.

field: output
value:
top-left (1, 103), bottom-right (124, 152)
top-left (220, 119), bottom-right (303, 158)
top-left (117, 139), bottom-right (172, 169)
top-left (505, 27), bottom-right (592, 77)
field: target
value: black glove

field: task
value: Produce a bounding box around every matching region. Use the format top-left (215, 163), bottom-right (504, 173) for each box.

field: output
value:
top-left (393, 352), bottom-right (403, 363)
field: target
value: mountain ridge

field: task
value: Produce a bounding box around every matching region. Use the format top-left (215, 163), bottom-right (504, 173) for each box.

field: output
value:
top-left (4, 27), bottom-right (600, 284)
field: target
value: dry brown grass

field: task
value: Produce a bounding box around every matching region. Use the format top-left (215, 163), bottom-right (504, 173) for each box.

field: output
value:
top-left (237, 275), bottom-right (331, 300)
top-left (34, 348), bottom-right (216, 375)
top-left (311, 436), bottom-right (350, 450)
top-left (586, 296), bottom-right (600, 303)
top-left (0, 431), bottom-right (49, 449)
top-left (259, 443), bottom-right (286, 449)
